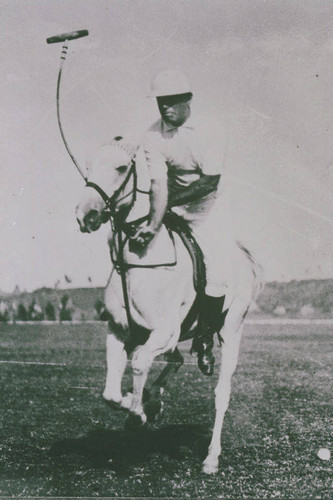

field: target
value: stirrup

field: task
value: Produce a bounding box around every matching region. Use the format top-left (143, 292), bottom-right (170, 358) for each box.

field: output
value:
top-left (191, 327), bottom-right (215, 376)
top-left (197, 341), bottom-right (215, 376)
top-left (190, 324), bottom-right (214, 355)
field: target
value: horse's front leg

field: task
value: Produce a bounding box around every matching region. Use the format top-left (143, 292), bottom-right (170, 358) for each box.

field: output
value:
top-left (127, 325), bottom-right (180, 427)
top-left (103, 333), bottom-right (132, 410)
top-left (202, 313), bottom-right (244, 474)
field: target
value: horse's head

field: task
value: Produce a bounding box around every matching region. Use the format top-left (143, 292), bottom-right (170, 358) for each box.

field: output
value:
top-left (76, 137), bottom-right (137, 233)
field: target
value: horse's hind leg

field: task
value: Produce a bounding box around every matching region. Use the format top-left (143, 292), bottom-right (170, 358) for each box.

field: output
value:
top-left (103, 333), bottom-right (131, 410)
top-left (152, 347), bottom-right (184, 392)
top-left (144, 347), bottom-right (184, 422)
top-left (202, 309), bottom-right (244, 474)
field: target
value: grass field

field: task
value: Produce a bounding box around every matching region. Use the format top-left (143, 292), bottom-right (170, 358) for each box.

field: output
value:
top-left (0, 323), bottom-right (332, 499)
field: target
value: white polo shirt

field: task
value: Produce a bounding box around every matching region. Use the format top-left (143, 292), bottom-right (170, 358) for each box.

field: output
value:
top-left (143, 113), bottom-right (227, 196)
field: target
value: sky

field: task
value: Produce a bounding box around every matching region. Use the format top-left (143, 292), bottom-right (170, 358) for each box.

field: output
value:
top-left (1, 0), bottom-right (333, 293)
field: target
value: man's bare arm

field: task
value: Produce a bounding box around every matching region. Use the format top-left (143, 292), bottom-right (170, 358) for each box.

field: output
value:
top-left (131, 177), bottom-right (168, 248)
top-left (149, 178), bottom-right (168, 230)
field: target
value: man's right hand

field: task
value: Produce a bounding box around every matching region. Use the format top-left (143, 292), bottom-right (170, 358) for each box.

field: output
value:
top-left (131, 222), bottom-right (157, 248)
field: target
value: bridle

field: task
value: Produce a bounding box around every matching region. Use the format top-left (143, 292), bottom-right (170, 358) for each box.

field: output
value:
top-left (84, 155), bottom-right (152, 240)
top-left (85, 158), bottom-right (138, 222)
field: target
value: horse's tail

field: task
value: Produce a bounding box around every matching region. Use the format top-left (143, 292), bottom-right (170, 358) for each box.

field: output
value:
top-left (237, 241), bottom-right (264, 301)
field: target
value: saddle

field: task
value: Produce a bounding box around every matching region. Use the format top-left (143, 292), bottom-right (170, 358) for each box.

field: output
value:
top-left (162, 212), bottom-right (207, 341)
top-left (163, 211), bottom-right (206, 294)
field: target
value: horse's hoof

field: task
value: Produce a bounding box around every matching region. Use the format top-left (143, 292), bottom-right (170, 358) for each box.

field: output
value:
top-left (103, 397), bottom-right (124, 411)
top-left (142, 387), bottom-right (164, 423)
top-left (144, 398), bottom-right (164, 423)
top-left (124, 412), bottom-right (147, 431)
top-left (202, 460), bottom-right (219, 475)
top-left (198, 350), bottom-right (215, 377)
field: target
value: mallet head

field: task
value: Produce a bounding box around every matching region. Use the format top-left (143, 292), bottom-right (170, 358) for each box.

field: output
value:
top-left (46, 29), bottom-right (89, 44)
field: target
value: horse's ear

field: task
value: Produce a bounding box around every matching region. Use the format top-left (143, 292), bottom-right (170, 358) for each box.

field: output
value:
top-left (111, 135), bottom-right (139, 159)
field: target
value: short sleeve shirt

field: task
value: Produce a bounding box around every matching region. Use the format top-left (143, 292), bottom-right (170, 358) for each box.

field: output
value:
top-left (143, 113), bottom-right (227, 190)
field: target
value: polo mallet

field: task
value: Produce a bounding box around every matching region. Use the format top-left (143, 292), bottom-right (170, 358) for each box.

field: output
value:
top-left (47, 30), bottom-right (136, 334)
top-left (46, 30), bottom-right (89, 183)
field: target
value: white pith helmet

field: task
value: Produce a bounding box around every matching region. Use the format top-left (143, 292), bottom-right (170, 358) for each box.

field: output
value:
top-left (150, 69), bottom-right (192, 97)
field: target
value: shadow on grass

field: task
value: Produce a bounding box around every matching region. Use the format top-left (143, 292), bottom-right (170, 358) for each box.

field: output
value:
top-left (49, 424), bottom-right (211, 474)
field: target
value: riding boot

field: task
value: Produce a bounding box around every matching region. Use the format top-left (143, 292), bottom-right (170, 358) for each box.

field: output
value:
top-left (193, 295), bottom-right (228, 377)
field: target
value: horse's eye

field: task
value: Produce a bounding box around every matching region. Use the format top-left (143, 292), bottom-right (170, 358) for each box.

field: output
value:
top-left (116, 165), bottom-right (127, 174)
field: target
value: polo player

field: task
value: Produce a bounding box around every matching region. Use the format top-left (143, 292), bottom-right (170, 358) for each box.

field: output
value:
top-left (132, 69), bottom-right (234, 376)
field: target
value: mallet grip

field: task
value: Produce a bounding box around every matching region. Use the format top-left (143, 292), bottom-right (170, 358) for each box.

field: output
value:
top-left (46, 29), bottom-right (89, 44)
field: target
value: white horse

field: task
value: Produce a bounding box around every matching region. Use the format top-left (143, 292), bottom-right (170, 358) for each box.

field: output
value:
top-left (75, 140), bottom-right (262, 474)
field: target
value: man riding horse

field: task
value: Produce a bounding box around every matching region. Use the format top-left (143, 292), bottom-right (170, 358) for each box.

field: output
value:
top-left (132, 69), bottom-right (233, 376)
top-left (56, 38), bottom-right (261, 472)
